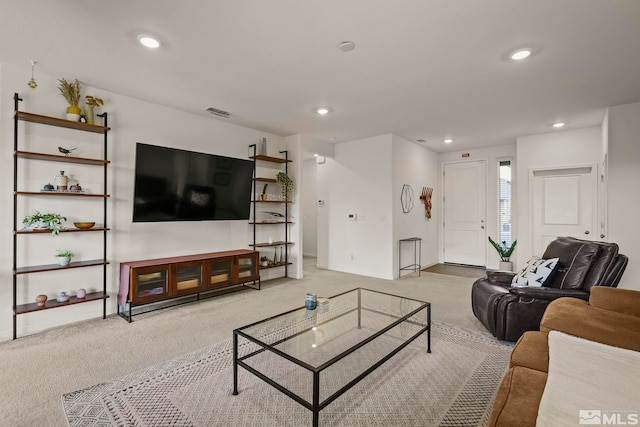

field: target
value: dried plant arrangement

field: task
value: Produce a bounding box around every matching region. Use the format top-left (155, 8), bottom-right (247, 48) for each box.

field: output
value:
top-left (57, 78), bottom-right (81, 107)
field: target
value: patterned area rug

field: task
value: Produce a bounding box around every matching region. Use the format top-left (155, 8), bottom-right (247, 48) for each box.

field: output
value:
top-left (62, 323), bottom-right (512, 426)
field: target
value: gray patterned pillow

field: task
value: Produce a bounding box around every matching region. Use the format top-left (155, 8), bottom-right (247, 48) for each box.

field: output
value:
top-left (511, 256), bottom-right (560, 288)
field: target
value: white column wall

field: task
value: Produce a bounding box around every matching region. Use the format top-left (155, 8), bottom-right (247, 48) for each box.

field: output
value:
top-left (321, 135), bottom-right (394, 279)
top-left (391, 135), bottom-right (440, 277)
top-left (606, 101), bottom-right (640, 291)
top-left (0, 63), bottom-right (291, 340)
top-left (302, 159), bottom-right (318, 257)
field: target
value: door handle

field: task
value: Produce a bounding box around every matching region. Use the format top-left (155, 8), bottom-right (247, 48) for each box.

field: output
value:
top-left (481, 226), bottom-right (485, 229)
top-left (600, 234), bottom-right (605, 238)
top-left (584, 231), bottom-right (590, 235)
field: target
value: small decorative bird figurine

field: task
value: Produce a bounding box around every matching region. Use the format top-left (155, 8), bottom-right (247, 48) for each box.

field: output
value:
top-left (58, 146), bottom-right (76, 156)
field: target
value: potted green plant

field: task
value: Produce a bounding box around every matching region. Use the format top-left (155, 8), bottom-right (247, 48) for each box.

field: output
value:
top-left (276, 172), bottom-right (293, 202)
top-left (488, 236), bottom-right (517, 271)
top-left (260, 256), bottom-right (270, 267)
top-left (57, 78), bottom-right (82, 121)
top-left (56, 249), bottom-right (74, 266)
top-left (23, 211), bottom-right (66, 235)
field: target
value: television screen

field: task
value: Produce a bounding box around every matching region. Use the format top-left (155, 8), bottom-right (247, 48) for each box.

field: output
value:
top-left (132, 143), bottom-right (254, 222)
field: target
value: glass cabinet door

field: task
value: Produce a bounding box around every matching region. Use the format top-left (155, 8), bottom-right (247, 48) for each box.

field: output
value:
top-left (236, 253), bottom-right (258, 281)
top-left (132, 265), bottom-right (170, 303)
top-left (174, 261), bottom-right (204, 296)
top-left (208, 257), bottom-right (233, 290)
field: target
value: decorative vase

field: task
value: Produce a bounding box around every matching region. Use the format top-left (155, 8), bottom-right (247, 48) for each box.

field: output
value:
top-left (55, 171), bottom-right (69, 190)
top-left (57, 256), bottom-right (71, 267)
top-left (499, 261), bottom-right (513, 272)
top-left (57, 291), bottom-right (70, 302)
top-left (259, 137), bottom-right (267, 155)
top-left (35, 294), bottom-right (47, 307)
top-left (85, 106), bottom-right (94, 125)
top-left (66, 105), bottom-right (81, 122)
top-left (76, 288), bottom-right (86, 299)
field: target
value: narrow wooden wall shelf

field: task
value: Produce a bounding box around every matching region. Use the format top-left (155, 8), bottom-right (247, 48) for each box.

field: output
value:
top-left (15, 191), bottom-right (109, 198)
top-left (15, 227), bottom-right (109, 235)
top-left (15, 259), bottom-right (109, 275)
top-left (16, 111), bottom-right (110, 133)
top-left (14, 292), bottom-right (109, 315)
top-left (249, 154), bottom-right (292, 163)
top-left (15, 150), bottom-right (110, 165)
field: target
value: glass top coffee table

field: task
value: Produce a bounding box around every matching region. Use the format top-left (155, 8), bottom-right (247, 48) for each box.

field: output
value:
top-left (233, 288), bottom-right (431, 426)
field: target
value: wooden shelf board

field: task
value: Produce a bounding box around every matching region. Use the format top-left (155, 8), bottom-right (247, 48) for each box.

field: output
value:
top-left (15, 259), bottom-right (109, 275)
top-left (259, 262), bottom-right (292, 270)
top-left (249, 155), bottom-right (291, 163)
top-left (250, 241), bottom-right (294, 247)
top-left (15, 227), bottom-right (109, 235)
top-left (16, 111), bottom-right (110, 133)
top-left (15, 191), bottom-right (109, 198)
top-left (251, 200), bottom-right (292, 203)
top-left (15, 291), bottom-right (109, 315)
top-left (253, 178), bottom-right (277, 183)
top-left (15, 150), bottom-right (109, 165)
top-left (248, 221), bottom-right (293, 225)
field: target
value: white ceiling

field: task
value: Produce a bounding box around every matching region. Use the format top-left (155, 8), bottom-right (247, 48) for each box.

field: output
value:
top-left (2, 0), bottom-right (640, 152)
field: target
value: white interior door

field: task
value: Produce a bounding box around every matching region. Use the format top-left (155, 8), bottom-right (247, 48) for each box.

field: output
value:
top-left (443, 161), bottom-right (486, 266)
top-left (531, 166), bottom-right (598, 255)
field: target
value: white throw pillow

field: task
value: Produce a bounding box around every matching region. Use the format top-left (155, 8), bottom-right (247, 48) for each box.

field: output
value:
top-left (511, 256), bottom-right (559, 287)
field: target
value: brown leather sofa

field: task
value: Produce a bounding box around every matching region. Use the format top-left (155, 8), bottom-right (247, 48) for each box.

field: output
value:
top-left (488, 287), bottom-right (640, 426)
top-left (471, 236), bottom-right (628, 342)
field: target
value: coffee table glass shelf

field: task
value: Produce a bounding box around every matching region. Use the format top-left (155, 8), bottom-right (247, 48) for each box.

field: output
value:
top-left (233, 288), bottom-right (431, 426)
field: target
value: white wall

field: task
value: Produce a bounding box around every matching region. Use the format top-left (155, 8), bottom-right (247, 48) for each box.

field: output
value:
top-left (392, 135), bottom-right (440, 277)
top-left (515, 126), bottom-right (602, 268)
top-left (319, 135), bottom-right (394, 279)
top-left (302, 159), bottom-right (318, 257)
top-left (439, 144), bottom-right (517, 270)
top-left (606, 101), bottom-right (640, 291)
top-left (0, 63), bottom-right (295, 340)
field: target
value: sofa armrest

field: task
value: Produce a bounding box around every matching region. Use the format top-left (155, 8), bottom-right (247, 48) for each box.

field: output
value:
top-left (487, 270), bottom-right (516, 285)
top-left (508, 287), bottom-right (589, 302)
top-left (589, 287), bottom-right (640, 317)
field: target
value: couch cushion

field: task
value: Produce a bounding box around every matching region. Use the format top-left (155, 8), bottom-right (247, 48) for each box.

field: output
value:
top-left (510, 331), bottom-right (549, 373)
top-left (511, 256), bottom-right (559, 287)
top-left (536, 331), bottom-right (640, 426)
top-left (488, 366), bottom-right (547, 427)
top-left (589, 286), bottom-right (640, 318)
top-left (542, 237), bottom-right (600, 290)
top-left (541, 297), bottom-right (640, 352)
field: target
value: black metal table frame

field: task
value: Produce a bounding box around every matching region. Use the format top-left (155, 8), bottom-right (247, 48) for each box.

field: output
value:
top-left (399, 237), bottom-right (422, 278)
top-left (233, 288), bottom-right (431, 427)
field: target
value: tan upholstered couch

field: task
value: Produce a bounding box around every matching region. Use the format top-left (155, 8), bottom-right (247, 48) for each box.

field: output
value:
top-left (488, 286), bottom-right (640, 426)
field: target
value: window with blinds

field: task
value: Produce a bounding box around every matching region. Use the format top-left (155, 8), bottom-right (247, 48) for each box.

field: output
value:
top-left (498, 160), bottom-right (512, 247)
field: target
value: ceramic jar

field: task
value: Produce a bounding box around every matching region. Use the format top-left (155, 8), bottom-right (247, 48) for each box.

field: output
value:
top-left (76, 288), bottom-right (86, 299)
top-left (57, 291), bottom-right (70, 303)
top-left (35, 294), bottom-right (47, 307)
top-left (305, 293), bottom-right (317, 310)
top-left (55, 171), bottom-right (69, 190)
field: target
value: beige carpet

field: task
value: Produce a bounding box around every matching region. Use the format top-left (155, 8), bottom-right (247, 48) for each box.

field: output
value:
top-left (0, 259), bottom-right (489, 426)
top-left (62, 322), bottom-right (512, 426)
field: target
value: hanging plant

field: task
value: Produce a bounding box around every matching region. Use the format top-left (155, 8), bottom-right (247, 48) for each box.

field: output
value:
top-left (276, 172), bottom-right (293, 201)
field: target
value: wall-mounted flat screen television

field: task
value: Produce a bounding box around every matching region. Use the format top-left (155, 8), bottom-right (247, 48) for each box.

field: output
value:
top-left (132, 143), bottom-right (254, 222)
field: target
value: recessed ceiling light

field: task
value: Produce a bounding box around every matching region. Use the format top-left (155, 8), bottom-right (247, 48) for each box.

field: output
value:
top-left (509, 48), bottom-right (532, 60)
top-left (313, 106), bottom-right (333, 115)
top-left (138, 35), bottom-right (161, 49)
top-left (444, 138), bottom-right (453, 144)
top-left (552, 122), bottom-right (566, 128)
top-left (338, 41), bottom-right (356, 52)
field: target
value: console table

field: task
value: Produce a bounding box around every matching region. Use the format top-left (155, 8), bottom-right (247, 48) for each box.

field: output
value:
top-left (399, 237), bottom-right (422, 278)
top-left (118, 249), bottom-right (259, 322)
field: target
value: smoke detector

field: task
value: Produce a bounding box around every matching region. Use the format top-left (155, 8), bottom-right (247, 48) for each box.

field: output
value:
top-left (338, 41), bottom-right (356, 52)
top-left (205, 107), bottom-right (231, 118)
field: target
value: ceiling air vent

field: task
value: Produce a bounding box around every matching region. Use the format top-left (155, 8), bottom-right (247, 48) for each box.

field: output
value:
top-left (416, 139), bottom-right (426, 143)
top-left (205, 107), bottom-right (231, 118)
